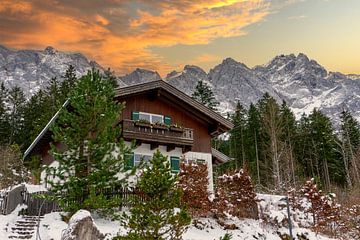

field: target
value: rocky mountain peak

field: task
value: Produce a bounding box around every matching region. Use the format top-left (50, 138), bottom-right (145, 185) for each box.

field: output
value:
top-left (44, 46), bottom-right (57, 55)
top-left (119, 68), bottom-right (161, 86)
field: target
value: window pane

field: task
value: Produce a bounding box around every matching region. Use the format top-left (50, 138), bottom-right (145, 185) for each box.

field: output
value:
top-left (124, 153), bottom-right (134, 170)
top-left (170, 156), bottom-right (180, 173)
top-left (134, 154), bottom-right (142, 166)
top-left (139, 113), bottom-right (150, 122)
top-left (152, 115), bottom-right (163, 124)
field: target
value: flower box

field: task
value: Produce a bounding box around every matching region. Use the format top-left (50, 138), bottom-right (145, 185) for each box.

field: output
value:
top-left (170, 126), bottom-right (184, 132)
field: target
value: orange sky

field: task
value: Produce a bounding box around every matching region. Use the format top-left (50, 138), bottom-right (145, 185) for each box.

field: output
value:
top-left (0, 0), bottom-right (359, 76)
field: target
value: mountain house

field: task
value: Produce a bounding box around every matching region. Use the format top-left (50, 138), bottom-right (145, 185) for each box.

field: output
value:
top-left (24, 80), bottom-right (233, 191)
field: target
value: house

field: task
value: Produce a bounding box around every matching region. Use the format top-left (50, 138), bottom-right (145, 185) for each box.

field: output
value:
top-left (24, 80), bottom-right (233, 191)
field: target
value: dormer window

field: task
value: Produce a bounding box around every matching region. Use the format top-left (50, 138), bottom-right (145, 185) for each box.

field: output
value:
top-left (132, 111), bottom-right (171, 125)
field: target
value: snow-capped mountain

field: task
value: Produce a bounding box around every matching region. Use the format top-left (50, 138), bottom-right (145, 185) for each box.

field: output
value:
top-left (1, 44), bottom-right (360, 124)
top-left (167, 53), bottom-right (360, 124)
top-left (0, 45), bottom-right (102, 97)
top-left (119, 68), bottom-right (161, 86)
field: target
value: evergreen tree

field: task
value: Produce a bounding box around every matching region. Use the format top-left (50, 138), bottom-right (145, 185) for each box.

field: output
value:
top-left (0, 82), bottom-right (10, 144)
top-left (45, 69), bottom-right (132, 216)
top-left (7, 86), bottom-right (26, 145)
top-left (245, 103), bottom-right (261, 185)
top-left (103, 67), bottom-right (118, 88)
top-left (192, 80), bottom-right (219, 110)
top-left (120, 150), bottom-right (191, 240)
top-left (229, 102), bottom-right (247, 169)
top-left (294, 114), bottom-right (314, 181)
top-left (60, 65), bottom-right (77, 99)
top-left (308, 109), bottom-right (344, 189)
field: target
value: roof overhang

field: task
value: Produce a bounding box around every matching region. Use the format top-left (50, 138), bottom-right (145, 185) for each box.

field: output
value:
top-left (115, 80), bottom-right (234, 134)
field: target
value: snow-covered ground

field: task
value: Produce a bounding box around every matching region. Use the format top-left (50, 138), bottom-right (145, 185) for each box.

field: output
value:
top-left (0, 193), bottom-right (337, 240)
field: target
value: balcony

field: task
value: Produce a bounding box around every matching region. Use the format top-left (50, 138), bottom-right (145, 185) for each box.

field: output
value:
top-left (121, 119), bottom-right (194, 147)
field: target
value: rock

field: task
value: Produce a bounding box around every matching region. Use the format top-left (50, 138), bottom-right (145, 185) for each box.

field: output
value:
top-left (61, 210), bottom-right (105, 240)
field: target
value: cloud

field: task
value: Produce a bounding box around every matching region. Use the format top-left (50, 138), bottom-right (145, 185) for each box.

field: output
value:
top-left (0, 0), bottom-right (273, 75)
top-left (288, 15), bottom-right (307, 20)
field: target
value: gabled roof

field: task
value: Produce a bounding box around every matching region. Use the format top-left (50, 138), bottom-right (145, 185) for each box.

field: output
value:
top-left (115, 80), bottom-right (233, 131)
top-left (24, 80), bottom-right (233, 159)
top-left (23, 99), bottom-right (70, 160)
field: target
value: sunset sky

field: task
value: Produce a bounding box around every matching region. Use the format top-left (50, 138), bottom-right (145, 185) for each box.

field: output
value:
top-left (0, 0), bottom-right (359, 76)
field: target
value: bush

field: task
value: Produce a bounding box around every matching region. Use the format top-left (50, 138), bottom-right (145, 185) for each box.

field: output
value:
top-left (213, 169), bottom-right (258, 219)
top-left (178, 162), bottom-right (211, 217)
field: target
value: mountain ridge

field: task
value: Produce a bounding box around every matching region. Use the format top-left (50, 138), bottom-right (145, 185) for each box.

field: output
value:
top-left (1, 44), bottom-right (360, 124)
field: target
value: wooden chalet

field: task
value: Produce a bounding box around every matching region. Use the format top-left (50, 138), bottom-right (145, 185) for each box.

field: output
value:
top-left (24, 80), bottom-right (233, 191)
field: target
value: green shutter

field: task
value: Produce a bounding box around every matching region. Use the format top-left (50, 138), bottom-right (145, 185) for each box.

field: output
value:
top-left (164, 116), bottom-right (172, 125)
top-left (124, 153), bottom-right (134, 170)
top-left (170, 156), bottom-right (180, 173)
top-left (132, 111), bottom-right (139, 121)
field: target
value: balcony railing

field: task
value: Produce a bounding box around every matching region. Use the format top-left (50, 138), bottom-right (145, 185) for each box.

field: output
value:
top-left (122, 119), bottom-right (194, 146)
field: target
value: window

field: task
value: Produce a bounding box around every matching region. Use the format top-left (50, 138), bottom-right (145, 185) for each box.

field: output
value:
top-left (170, 156), bottom-right (180, 173)
top-left (132, 111), bottom-right (171, 124)
top-left (134, 153), bottom-right (151, 166)
top-left (125, 152), bottom-right (152, 169)
top-left (196, 159), bottom-right (206, 164)
top-left (124, 152), bottom-right (134, 170)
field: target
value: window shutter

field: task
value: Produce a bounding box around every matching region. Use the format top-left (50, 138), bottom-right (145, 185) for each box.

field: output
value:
top-left (170, 156), bottom-right (180, 173)
top-left (124, 153), bottom-right (134, 170)
top-left (132, 111), bottom-right (139, 121)
top-left (164, 116), bottom-right (172, 125)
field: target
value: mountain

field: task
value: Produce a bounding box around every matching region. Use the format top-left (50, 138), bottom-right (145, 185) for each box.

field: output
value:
top-left (0, 45), bottom-right (103, 97)
top-left (166, 53), bottom-right (360, 124)
top-left (119, 68), bottom-right (161, 86)
top-left (1, 44), bottom-right (360, 124)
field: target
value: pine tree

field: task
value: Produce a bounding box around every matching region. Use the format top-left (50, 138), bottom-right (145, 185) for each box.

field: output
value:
top-left (229, 102), bottom-right (247, 169)
top-left (7, 86), bottom-right (26, 145)
top-left (245, 103), bottom-right (261, 185)
top-left (60, 65), bottom-right (77, 99)
top-left (45, 69), bottom-right (132, 216)
top-left (120, 150), bottom-right (191, 240)
top-left (103, 67), bottom-right (118, 88)
top-left (192, 80), bottom-right (219, 110)
top-left (0, 82), bottom-right (10, 144)
top-left (308, 109), bottom-right (344, 189)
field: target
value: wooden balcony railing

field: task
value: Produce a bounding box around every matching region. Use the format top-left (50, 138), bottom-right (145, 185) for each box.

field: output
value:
top-left (122, 119), bottom-right (194, 146)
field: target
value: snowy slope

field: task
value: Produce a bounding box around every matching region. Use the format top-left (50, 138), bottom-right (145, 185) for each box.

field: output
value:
top-left (0, 194), bottom-right (337, 240)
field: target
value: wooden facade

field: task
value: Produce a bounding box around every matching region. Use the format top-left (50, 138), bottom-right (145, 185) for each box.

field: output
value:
top-left (118, 93), bottom-right (212, 153)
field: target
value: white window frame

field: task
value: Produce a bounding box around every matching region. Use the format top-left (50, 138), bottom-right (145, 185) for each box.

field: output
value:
top-left (139, 112), bottom-right (164, 124)
top-left (134, 153), bottom-right (152, 166)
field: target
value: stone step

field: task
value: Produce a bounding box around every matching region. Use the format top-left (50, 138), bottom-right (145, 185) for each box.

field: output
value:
top-left (15, 221), bottom-right (38, 226)
top-left (8, 235), bottom-right (32, 239)
top-left (11, 227), bottom-right (35, 231)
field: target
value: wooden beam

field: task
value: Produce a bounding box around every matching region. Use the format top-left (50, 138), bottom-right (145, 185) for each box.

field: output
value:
top-left (167, 145), bottom-right (175, 152)
top-left (150, 143), bottom-right (159, 150)
top-left (182, 145), bottom-right (192, 154)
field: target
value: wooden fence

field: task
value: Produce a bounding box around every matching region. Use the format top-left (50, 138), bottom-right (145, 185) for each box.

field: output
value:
top-left (0, 185), bottom-right (146, 216)
top-left (0, 185), bottom-right (26, 215)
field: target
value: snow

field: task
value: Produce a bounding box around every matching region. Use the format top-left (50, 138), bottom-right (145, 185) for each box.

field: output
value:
top-left (0, 193), bottom-right (338, 240)
top-left (24, 183), bottom-right (48, 193)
